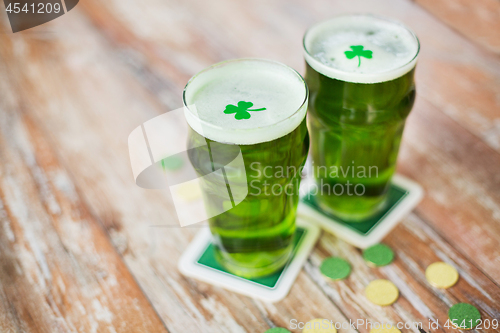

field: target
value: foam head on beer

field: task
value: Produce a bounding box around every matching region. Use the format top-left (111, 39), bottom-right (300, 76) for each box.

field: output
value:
top-left (183, 59), bottom-right (308, 145)
top-left (304, 14), bottom-right (419, 83)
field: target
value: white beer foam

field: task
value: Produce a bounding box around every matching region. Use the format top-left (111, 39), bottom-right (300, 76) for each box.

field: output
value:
top-left (183, 59), bottom-right (308, 145)
top-left (304, 15), bottom-right (419, 83)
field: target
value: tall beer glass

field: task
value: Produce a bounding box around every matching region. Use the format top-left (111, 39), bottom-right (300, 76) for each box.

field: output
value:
top-left (183, 59), bottom-right (309, 278)
top-left (303, 15), bottom-right (419, 221)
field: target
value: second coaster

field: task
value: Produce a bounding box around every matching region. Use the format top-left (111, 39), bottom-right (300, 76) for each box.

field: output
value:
top-left (299, 174), bottom-right (423, 249)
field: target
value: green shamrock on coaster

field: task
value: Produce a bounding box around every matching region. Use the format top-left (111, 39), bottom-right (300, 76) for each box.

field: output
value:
top-left (344, 45), bottom-right (373, 67)
top-left (224, 101), bottom-right (266, 120)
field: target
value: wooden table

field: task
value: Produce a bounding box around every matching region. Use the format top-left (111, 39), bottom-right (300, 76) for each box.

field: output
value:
top-left (0, 0), bottom-right (499, 332)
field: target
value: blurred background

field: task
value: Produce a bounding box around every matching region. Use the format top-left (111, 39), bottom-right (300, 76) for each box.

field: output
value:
top-left (0, 0), bottom-right (499, 332)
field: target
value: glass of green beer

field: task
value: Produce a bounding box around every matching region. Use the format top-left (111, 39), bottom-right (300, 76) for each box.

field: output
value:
top-left (183, 59), bottom-right (309, 278)
top-left (303, 14), bottom-right (420, 221)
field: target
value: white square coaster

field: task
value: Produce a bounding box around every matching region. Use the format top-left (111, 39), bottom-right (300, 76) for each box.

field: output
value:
top-left (298, 174), bottom-right (423, 249)
top-left (178, 217), bottom-right (320, 302)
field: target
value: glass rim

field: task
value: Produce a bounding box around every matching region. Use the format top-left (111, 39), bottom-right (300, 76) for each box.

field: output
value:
top-left (302, 13), bottom-right (421, 83)
top-left (182, 58), bottom-right (309, 144)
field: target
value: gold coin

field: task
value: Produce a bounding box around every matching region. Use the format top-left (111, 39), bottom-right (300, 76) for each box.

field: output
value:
top-left (365, 279), bottom-right (399, 306)
top-left (425, 262), bottom-right (459, 289)
top-left (302, 319), bottom-right (337, 333)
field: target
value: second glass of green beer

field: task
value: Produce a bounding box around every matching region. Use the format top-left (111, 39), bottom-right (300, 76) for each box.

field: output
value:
top-left (183, 59), bottom-right (309, 278)
top-left (303, 14), bottom-right (420, 221)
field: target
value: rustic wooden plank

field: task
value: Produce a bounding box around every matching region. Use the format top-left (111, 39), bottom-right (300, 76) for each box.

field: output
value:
top-left (0, 37), bottom-right (168, 333)
top-left (15, 16), bottom-right (496, 332)
top-left (44, 1), bottom-right (500, 331)
top-left (1, 0), bottom-right (499, 332)
top-left (414, 0), bottom-right (500, 54)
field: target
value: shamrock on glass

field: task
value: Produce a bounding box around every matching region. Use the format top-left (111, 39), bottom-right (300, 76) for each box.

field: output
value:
top-left (224, 101), bottom-right (266, 120)
top-left (344, 45), bottom-right (373, 67)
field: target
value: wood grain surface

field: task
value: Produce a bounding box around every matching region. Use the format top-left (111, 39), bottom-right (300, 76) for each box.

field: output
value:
top-left (0, 0), bottom-right (499, 332)
top-left (414, 0), bottom-right (500, 54)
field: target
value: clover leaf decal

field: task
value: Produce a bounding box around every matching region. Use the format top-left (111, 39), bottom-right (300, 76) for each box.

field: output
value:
top-left (223, 101), bottom-right (266, 120)
top-left (344, 45), bottom-right (373, 67)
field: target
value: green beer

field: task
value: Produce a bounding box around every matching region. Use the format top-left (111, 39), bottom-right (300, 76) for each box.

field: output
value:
top-left (303, 15), bottom-right (419, 221)
top-left (183, 59), bottom-right (309, 278)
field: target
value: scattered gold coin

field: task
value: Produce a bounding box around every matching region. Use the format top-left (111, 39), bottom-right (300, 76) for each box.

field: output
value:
top-left (365, 279), bottom-right (399, 306)
top-left (425, 262), bottom-right (459, 289)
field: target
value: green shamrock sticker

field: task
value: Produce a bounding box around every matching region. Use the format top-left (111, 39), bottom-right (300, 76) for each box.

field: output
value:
top-left (344, 45), bottom-right (373, 67)
top-left (224, 101), bottom-right (266, 120)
